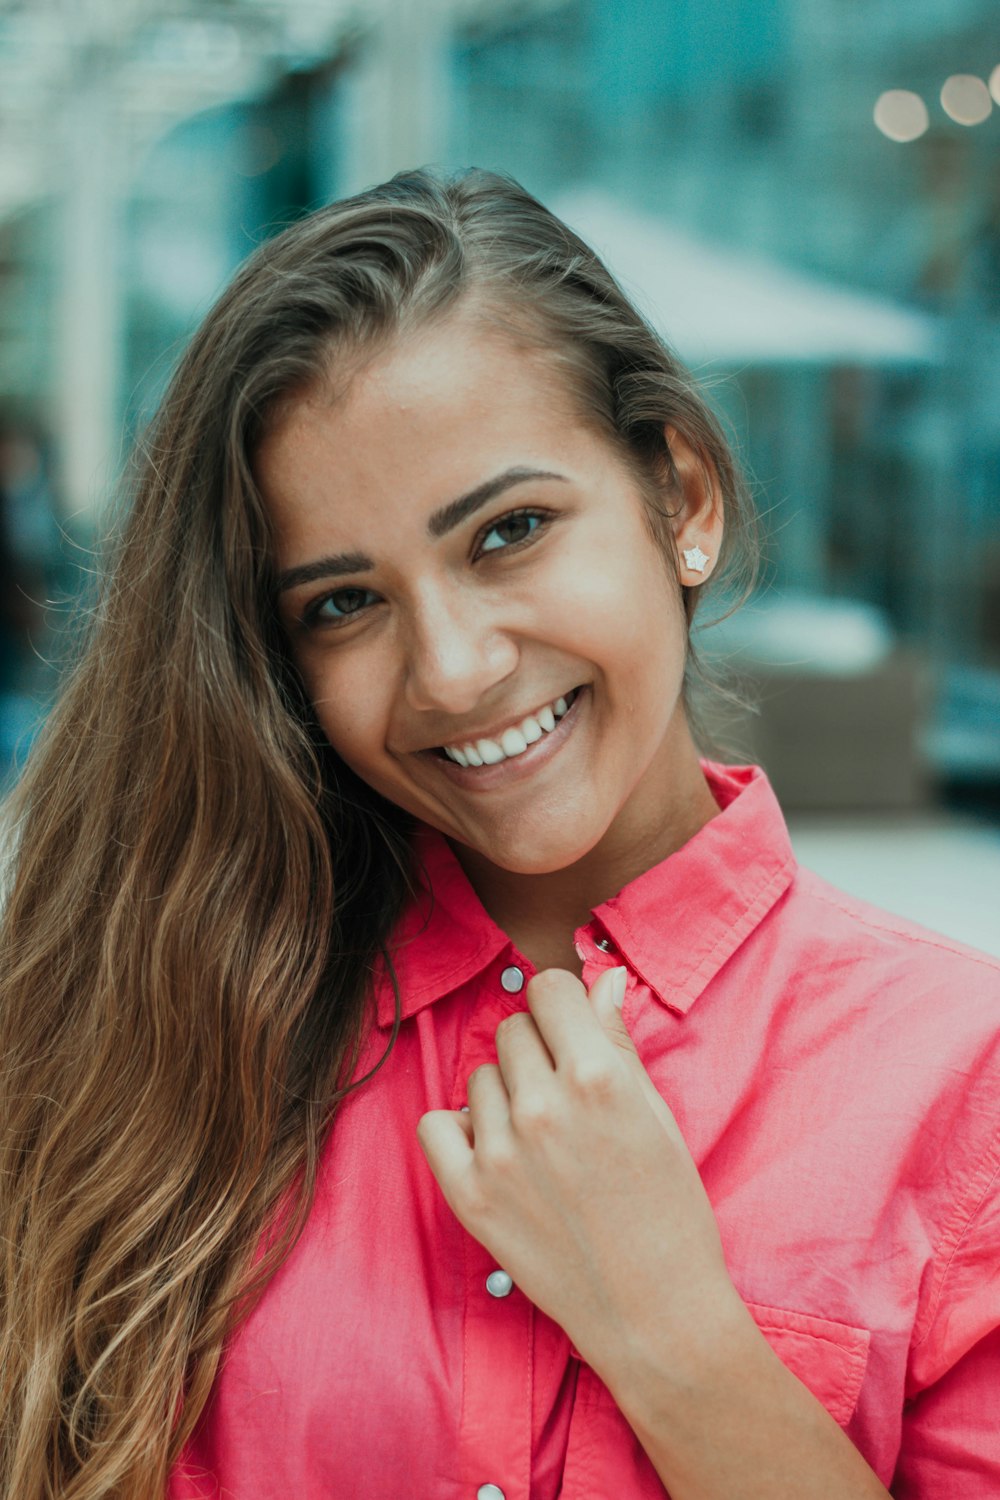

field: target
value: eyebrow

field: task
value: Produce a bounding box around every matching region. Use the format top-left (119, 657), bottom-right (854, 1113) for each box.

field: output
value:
top-left (274, 466), bottom-right (567, 595)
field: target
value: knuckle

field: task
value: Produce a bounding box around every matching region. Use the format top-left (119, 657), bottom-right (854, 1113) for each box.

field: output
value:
top-left (566, 1060), bottom-right (617, 1103)
top-left (511, 1091), bottom-right (554, 1133)
top-left (477, 1134), bottom-right (517, 1176)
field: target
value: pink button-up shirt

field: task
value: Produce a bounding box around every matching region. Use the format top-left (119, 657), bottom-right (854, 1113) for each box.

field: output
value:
top-left (169, 762), bottom-right (1000, 1498)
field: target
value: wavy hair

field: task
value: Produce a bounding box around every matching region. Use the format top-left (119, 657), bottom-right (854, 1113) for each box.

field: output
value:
top-left (0, 165), bottom-right (757, 1497)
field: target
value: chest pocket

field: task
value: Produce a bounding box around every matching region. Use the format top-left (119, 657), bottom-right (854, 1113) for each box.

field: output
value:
top-left (744, 1301), bottom-right (870, 1428)
top-left (558, 1304), bottom-right (870, 1499)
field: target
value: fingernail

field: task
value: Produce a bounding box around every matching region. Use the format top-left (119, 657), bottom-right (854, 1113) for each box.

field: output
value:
top-left (609, 966), bottom-right (627, 1009)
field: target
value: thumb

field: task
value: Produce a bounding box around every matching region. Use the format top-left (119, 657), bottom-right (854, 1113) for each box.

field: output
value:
top-left (588, 965), bottom-right (634, 1044)
top-left (589, 966), bottom-right (678, 1127)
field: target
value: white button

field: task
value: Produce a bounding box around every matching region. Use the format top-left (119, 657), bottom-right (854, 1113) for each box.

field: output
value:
top-left (500, 965), bottom-right (524, 993)
top-left (477, 1487), bottom-right (506, 1500)
top-left (460, 1105), bottom-right (470, 1112)
top-left (596, 935), bottom-right (613, 952)
top-left (486, 1269), bottom-right (514, 1298)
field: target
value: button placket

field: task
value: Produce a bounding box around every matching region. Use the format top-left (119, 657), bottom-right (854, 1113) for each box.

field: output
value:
top-left (454, 975), bottom-right (532, 1499)
top-left (460, 1231), bottom-right (532, 1499)
top-left (451, 957), bottom-right (524, 1111)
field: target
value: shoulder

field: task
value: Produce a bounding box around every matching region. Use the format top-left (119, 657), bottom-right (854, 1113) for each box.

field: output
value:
top-left (771, 863), bottom-right (1000, 1084)
top-left (788, 862), bottom-right (1000, 990)
top-left (791, 864), bottom-right (1000, 966)
top-left (772, 873), bottom-right (1000, 1328)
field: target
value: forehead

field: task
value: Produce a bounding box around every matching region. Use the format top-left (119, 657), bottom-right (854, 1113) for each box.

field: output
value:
top-left (256, 311), bottom-right (600, 546)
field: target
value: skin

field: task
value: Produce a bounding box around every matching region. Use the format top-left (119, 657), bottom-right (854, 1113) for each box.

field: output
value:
top-left (259, 305), bottom-right (890, 1498)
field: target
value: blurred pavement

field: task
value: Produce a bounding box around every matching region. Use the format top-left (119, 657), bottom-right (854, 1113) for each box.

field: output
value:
top-left (788, 813), bottom-right (1000, 959)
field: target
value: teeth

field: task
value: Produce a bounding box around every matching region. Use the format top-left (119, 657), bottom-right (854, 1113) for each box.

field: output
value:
top-left (500, 727), bottom-right (528, 757)
top-left (442, 690), bottom-right (579, 767)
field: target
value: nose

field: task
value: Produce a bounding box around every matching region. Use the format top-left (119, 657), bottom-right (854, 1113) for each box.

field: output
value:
top-left (402, 584), bottom-right (519, 716)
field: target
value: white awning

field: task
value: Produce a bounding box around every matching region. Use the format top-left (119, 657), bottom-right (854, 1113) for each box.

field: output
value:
top-left (552, 188), bottom-right (941, 367)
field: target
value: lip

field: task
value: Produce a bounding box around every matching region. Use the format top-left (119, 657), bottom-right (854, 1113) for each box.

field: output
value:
top-left (418, 685), bottom-right (588, 791)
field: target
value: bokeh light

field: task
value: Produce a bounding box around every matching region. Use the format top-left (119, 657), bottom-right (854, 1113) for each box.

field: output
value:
top-left (989, 64), bottom-right (1000, 105)
top-left (940, 73), bottom-right (992, 125)
top-left (873, 90), bottom-right (929, 142)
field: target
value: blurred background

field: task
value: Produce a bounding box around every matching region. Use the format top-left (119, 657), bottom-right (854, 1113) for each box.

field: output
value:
top-left (0, 0), bottom-right (997, 952)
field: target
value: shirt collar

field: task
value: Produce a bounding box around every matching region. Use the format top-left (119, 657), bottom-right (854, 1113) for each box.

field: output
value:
top-left (590, 762), bottom-right (796, 1013)
top-left (372, 826), bottom-right (510, 1029)
top-left (373, 762), bottom-right (796, 1029)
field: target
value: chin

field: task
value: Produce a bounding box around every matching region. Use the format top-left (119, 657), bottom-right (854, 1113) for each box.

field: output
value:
top-left (466, 825), bottom-right (605, 877)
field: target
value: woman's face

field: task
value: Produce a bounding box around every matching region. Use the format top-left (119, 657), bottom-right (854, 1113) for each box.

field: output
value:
top-left (258, 308), bottom-right (720, 876)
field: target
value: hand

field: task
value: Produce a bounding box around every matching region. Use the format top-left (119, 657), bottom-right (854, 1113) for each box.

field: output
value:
top-left (416, 967), bottom-right (738, 1379)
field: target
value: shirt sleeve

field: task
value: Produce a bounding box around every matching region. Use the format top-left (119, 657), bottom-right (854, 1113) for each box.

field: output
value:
top-left (891, 1324), bottom-right (1000, 1496)
top-left (892, 1139), bottom-right (1000, 1497)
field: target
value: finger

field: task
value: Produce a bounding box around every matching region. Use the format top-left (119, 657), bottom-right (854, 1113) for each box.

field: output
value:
top-left (416, 1108), bottom-right (474, 1191)
top-left (494, 1009), bottom-right (556, 1098)
top-left (466, 1061), bottom-right (512, 1136)
top-left (524, 966), bottom-right (610, 1068)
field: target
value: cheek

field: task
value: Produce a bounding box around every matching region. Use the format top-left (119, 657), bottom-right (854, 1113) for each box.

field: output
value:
top-left (554, 530), bottom-right (680, 666)
top-left (584, 547), bottom-right (687, 734)
top-left (297, 654), bottom-right (389, 767)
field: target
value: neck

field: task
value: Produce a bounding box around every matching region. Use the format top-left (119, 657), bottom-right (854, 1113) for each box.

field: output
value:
top-left (448, 731), bottom-right (720, 975)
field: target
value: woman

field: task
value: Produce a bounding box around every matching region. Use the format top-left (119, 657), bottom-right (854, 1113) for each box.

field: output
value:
top-left (1, 167), bottom-right (997, 1499)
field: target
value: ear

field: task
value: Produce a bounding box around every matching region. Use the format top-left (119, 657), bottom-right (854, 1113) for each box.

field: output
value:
top-left (662, 424), bottom-right (724, 586)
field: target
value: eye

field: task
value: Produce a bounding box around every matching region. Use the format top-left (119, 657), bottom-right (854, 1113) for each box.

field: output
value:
top-left (476, 508), bottom-right (548, 556)
top-left (302, 586), bottom-right (379, 629)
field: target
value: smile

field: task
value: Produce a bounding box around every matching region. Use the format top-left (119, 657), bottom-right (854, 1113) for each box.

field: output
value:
top-left (423, 686), bottom-right (587, 790)
top-left (439, 688), bottom-right (581, 767)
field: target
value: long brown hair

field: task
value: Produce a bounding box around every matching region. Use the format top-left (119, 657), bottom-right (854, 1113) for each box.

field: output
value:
top-left (0, 166), bottom-right (757, 1497)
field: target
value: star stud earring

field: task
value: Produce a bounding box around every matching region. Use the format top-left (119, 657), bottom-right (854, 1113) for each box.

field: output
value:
top-left (682, 544), bottom-right (710, 574)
